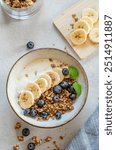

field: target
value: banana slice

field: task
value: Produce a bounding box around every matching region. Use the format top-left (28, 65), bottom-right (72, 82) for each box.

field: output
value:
top-left (18, 90), bottom-right (34, 109)
top-left (53, 68), bottom-right (64, 82)
top-left (36, 78), bottom-right (48, 93)
top-left (26, 83), bottom-right (41, 99)
top-left (74, 20), bottom-right (90, 34)
top-left (39, 74), bottom-right (52, 89)
top-left (82, 16), bottom-right (93, 29)
top-left (89, 28), bottom-right (99, 43)
top-left (70, 29), bottom-right (87, 46)
top-left (82, 8), bottom-right (98, 24)
top-left (47, 71), bottom-right (60, 87)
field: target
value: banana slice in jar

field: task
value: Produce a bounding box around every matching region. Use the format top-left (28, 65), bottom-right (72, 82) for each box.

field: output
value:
top-left (18, 90), bottom-right (34, 109)
top-left (26, 83), bottom-right (41, 100)
top-left (70, 29), bottom-right (87, 46)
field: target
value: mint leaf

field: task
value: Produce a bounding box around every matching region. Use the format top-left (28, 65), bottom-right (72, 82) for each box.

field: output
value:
top-left (73, 82), bottom-right (82, 96)
top-left (68, 66), bottom-right (79, 80)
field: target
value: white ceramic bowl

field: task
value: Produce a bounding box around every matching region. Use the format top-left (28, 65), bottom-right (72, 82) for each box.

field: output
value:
top-left (6, 48), bottom-right (88, 128)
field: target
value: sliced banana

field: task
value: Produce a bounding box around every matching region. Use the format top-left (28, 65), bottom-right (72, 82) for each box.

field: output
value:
top-left (89, 28), bottom-right (99, 43)
top-left (82, 16), bottom-right (93, 29)
top-left (53, 68), bottom-right (64, 82)
top-left (47, 71), bottom-right (60, 87)
top-left (74, 20), bottom-right (90, 34)
top-left (82, 8), bottom-right (98, 24)
top-left (18, 90), bottom-right (34, 109)
top-left (70, 29), bottom-right (87, 46)
top-left (39, 74), bottom-right (52, 89)
top-left (26, 83), bottom-right (41, 100)
top-left (36, 78), bottom-right (48, 93)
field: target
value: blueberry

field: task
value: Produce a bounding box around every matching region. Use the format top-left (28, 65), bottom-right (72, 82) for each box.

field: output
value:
top-left (53, 85), bottom-right (62, 94)
top-left (40, 111), bottom-right (48, 119)
top-left (55, 112), bottom-right (62, 120)
top-left (69, 93), bottom-right (77, 100)
top-left (23, 108), bottom-right (30, 116)
top-left (37, 99), bottom-right (45, 107)
top-left (27, 142), bottom-right (36, 150)
top-left (30, 108), bottom-right (37, 117)
top-left (67, 85), bottom-right (75, 94)
top-left (22, 128), bottom-right (30, 137)
top-left (27, 41), bottom-right (34, 49)
top-left (62, 68), bottom-right (69, 76)
top-left (60, 81), bottom-right (69, 89)
top-left (52, 95), bottom-right (60, 102)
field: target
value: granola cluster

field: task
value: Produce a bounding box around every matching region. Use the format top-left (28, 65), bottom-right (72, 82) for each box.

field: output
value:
top-left (32, 79), bottom-right (75, 121)
top-left (4, 0), bottom-right (36, 8)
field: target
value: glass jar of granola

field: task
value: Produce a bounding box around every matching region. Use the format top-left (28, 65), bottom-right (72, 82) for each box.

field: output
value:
top-left (0, 0), bottom-right (42, 19)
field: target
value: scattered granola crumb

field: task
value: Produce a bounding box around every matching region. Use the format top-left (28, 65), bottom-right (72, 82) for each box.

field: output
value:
top-left (15, 122), bottom-right (21, 130)
top-left (49, 58), bottom-right (53, 62)
top-left (32, 136), bottom-right (43, 145)
top-left (53, 141), bottom-right (60, 150)
top-left (72, 14), bottom-right (78, 22)
top-left (51, 64), bottom-right (56, 68)
top-left (13, 145), bottom-right (19, 150)
top-left (70, 23), bottom-right (74, 29)
top-left (45, 136), bottom-right (52, 142)
top-left (59, 136), bottom-right (64, 140)
top-left (25, 74), bottom-right (29, 77)
top-left (35, 71), bottom-right (38, 76)
top-left (17, 136), bottom-right (24, 142)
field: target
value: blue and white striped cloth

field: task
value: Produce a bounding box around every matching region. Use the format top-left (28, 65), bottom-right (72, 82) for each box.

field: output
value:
top-left (66, 105), bottom-right (99, 150)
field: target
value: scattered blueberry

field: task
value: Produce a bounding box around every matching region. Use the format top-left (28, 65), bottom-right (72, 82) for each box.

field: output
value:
top-left (37, 99), bottom-right (45, 107)
top-left (27, 142), bottom-right (36, 150)
top-left (30, 108), bottom-right (37, 117)
top-left (22, 128), bottom-right (30, 137)
top-left (69, 93), bottom-right (77, 100)
top-left (62, 68), bottom-right (69, 76)
top-left (23, 108), bottom-right (30, 116)
top-left (67, 85), bottom-right (75, 94)
top-left (53, 85), bottom-right (62, 94)
top-left (40, 111), bottom-right (48, 119)
top-left (27, 41), bottom-right (34, 49)
top-left (55, 112), bottom-right (62, 120)
top-left (52, 95), bottom-right (60, 102)
top-left (60, 81), bottom-right (69, 89)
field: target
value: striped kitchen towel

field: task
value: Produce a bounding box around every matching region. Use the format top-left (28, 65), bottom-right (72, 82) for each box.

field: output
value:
top-left (66, 105), bottom-right (99, 150)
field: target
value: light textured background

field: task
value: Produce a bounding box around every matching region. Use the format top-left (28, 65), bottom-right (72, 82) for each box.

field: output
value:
top-left (0, 0), bottom-right (99, 149)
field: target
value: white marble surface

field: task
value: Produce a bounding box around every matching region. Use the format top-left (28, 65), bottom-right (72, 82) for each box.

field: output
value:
top-left (0, 0), bottom-right (99, 149)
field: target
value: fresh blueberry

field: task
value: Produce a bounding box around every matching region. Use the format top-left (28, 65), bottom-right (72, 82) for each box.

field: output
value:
top-left (40, 111), bottom-right (48, 119)
top-left (53, 85), bottom-right (62, 94)
top-left (37, 99), bottom-right (45, 107)
top-left (23, 108), bottom-right (30, 116)
top-left (62, 68), bottom-right (69, 76)
top-left (27, 142), bottom-right (36, 150)
top-left (60, 81), bottom-right (69, 89)
top-left (52, 95), bottom-right (60, 102)
top-left (55, 112), bottom-right (62, 120)
top-left (69, 93), bottom-right (77, 100)
top-left (67, 85), bottom-right (75, 94)
top-left (27, 41), bottom-right (34, 49)
top-left (22, 128), bottom-right (30, 137)
top-left (30, 108), bottom-right (37, 117)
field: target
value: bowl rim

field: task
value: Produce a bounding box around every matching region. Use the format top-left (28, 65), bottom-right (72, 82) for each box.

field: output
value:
top-left (6, 48), bottom-right (89, 128)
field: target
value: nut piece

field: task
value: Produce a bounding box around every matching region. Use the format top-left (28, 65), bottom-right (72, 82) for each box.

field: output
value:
top-left (32, 136), bottom-right (42, 145)
top-left (17, 136), bottom-right (24, 142)
top-left (13, 145), bottom-right (19, 150)
top-left (15, 122), bottom-right (21, 130)
top-left (44, 136), bottom-right (52, 142)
